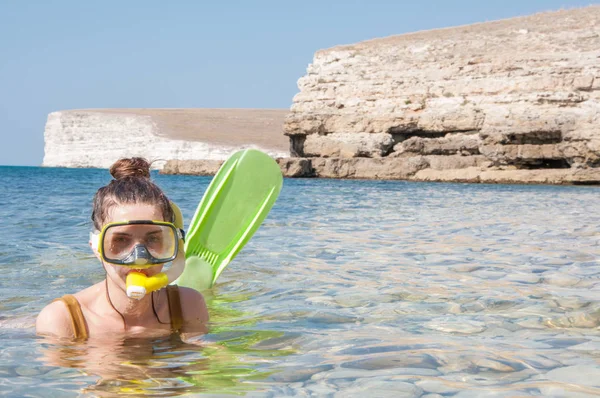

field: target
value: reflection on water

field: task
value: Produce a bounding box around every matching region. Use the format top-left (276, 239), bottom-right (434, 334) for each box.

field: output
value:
top-left (34, 293), bottom-right (295, 397)
top-left (1, 167), bottom-right (600, 396)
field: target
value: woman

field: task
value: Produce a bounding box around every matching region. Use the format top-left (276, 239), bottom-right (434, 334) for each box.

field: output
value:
top-left (36, 158), bottom-right (209, 340)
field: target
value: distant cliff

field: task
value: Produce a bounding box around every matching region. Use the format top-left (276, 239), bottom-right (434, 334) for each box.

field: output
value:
top-left (282, 6), bottom-right (600, 184)
top-left (43, 109), bottom-right (289, 169)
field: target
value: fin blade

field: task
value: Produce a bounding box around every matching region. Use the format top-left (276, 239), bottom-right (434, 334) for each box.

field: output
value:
top-left (212, 186), bottom-right (279, 283)
top-left (178, 149), bottom-right (283, 291)
top-left (185, 157), bottom-right (240, 246)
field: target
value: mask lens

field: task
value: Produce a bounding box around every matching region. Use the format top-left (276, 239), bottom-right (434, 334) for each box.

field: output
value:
top-left (102, 223), bottom-right (177, 263)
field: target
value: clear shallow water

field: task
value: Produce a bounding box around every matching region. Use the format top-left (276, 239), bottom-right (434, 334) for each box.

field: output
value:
top-left (1, 165), bottom-right (599, 397)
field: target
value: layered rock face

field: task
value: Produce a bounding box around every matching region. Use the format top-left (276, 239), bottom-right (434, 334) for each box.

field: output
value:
top-left (283, 6), bottom-right (600, 184)
top-left (43, 109), bottom-right (289, 169)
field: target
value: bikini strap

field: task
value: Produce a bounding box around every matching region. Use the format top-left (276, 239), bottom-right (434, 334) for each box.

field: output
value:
top-left (166, 285), bottom-right (183, 332)
top-left (54, 295), bottom-right (89, 340)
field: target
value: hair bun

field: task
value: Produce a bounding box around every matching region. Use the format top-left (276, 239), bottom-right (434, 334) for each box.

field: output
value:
top-left (109, 157), bottom-right (151, 180)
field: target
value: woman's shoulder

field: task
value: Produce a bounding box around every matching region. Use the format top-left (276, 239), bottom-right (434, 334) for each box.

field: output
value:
top-left (176, 286), bottom-right (209, 324)
top-left (35, 285), bottom-right (97, 339)
top-left (35, 298), bottom-right (75, 338)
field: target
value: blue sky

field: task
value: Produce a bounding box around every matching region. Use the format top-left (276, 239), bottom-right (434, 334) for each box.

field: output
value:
top-left (0, 0), bottom-right (595, 166)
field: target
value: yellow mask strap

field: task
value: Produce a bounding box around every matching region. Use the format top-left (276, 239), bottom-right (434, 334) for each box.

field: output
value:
top-left (170, 201), bottom-right (184, 230)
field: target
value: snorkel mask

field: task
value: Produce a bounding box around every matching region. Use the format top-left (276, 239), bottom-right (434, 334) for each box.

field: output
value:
top-left (91, 202), bottom-right (186, 300)
top-left (91, 220), bottom-right (184, 267)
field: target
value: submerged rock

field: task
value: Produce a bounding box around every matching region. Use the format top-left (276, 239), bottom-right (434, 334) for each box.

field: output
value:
top-left (545, 365), bottom-right (600, 387)
top-left (425, 318), bottom-right (487, 334)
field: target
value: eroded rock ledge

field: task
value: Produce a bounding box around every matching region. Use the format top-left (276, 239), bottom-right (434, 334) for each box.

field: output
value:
top-left (277, 6), bottom-right (600, 184)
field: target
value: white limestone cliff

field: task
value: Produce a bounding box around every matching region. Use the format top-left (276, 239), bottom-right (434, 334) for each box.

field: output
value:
top-left (43, 109), bottom-right (289, 169)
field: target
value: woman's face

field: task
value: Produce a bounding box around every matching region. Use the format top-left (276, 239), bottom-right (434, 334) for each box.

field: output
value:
top-left (95, 203), bottom-right (166, 289)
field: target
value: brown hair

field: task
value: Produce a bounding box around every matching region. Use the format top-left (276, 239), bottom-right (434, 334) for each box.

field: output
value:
top-left (91, 158), bottom-right (174, 230)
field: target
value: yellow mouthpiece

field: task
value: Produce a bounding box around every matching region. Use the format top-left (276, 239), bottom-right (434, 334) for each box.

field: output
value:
top-left (126, 272), bottom-right (169, 299)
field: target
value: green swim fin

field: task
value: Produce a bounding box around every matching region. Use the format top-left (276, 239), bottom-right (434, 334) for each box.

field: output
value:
top-left (173, 149), bottom-right (283, 291)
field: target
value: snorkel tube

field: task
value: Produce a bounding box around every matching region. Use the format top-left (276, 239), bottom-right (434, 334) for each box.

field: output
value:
top-left (125, 202), bottom-right (186, 300)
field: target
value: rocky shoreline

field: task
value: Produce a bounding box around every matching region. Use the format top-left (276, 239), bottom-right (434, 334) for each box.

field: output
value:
top-left (161, 157), bottom-right (600, 185)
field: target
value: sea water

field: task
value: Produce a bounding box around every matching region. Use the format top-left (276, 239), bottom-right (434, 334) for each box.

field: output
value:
top-left (0, 165), bottom-right (599, 397)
